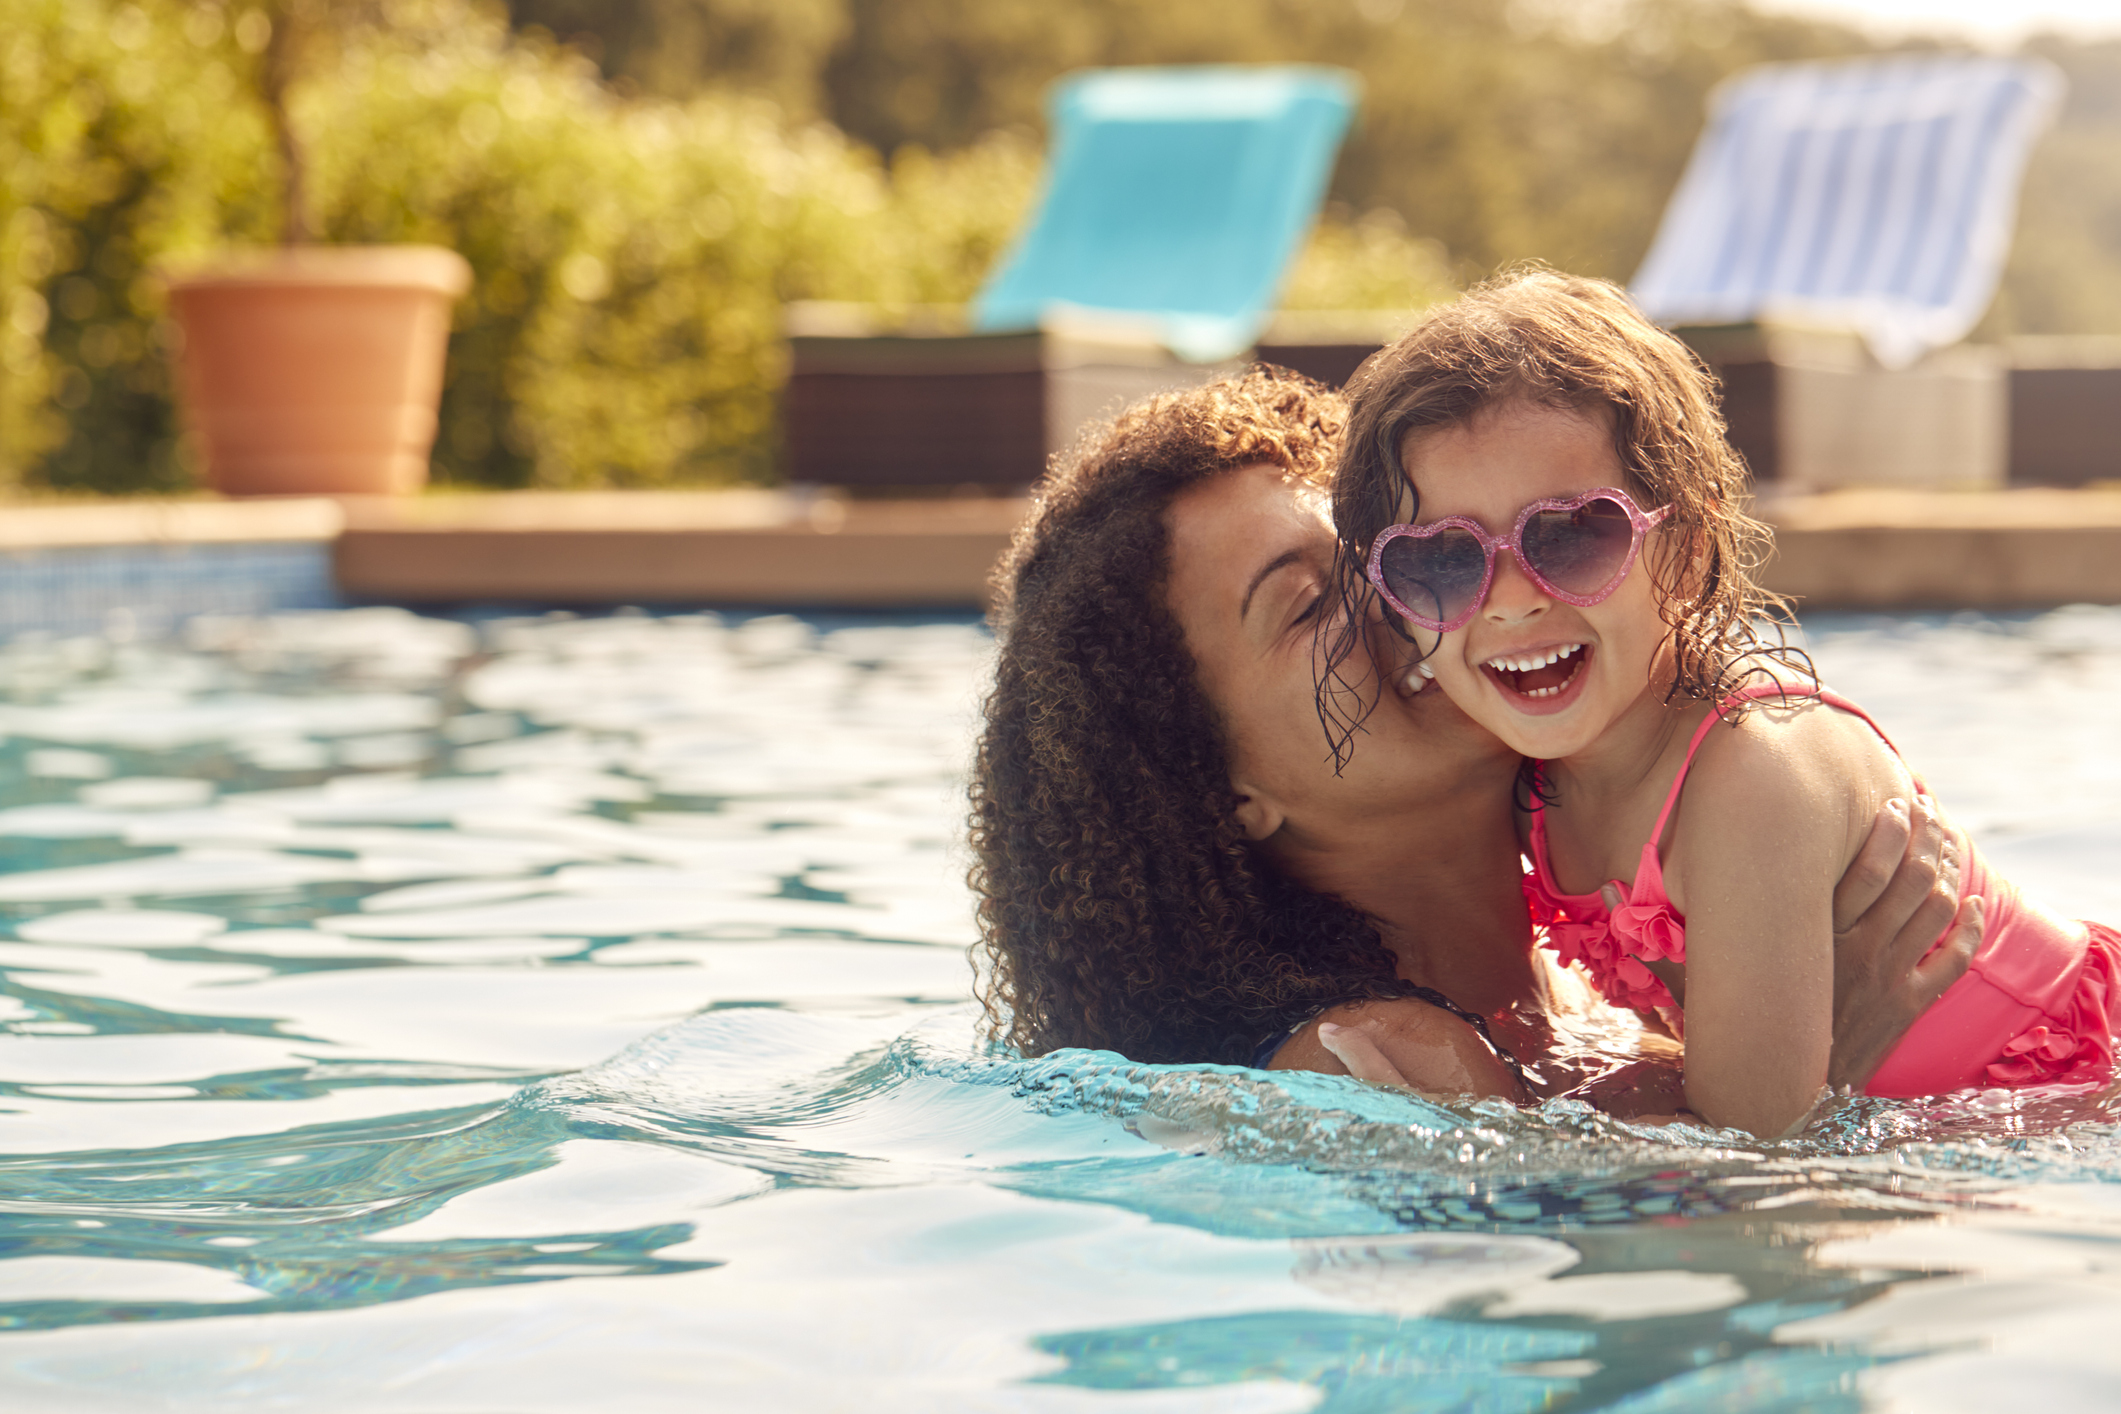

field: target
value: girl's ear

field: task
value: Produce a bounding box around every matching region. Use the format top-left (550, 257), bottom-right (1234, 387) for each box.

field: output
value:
top-left (1230, 779), bottom-right (1286, 842)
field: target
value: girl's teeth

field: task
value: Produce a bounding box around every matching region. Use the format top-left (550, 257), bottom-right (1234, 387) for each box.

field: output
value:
top-left (1489, 644), bottom-right (1583, 672)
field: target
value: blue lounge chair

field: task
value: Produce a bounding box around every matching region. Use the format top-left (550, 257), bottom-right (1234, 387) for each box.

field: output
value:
top-left (786, 65), bottom-right (1360, 488)
top-left (972, 66), bottom-right (1360, 363)
top-left (1632, 53), bottom-right (2062, 369)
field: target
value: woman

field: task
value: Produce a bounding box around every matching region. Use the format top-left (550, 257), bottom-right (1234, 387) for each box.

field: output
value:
top-left (970, 368), bottom-right (1974, 1104)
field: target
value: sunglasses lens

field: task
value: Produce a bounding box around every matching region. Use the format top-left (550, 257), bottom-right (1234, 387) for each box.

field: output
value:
top-left (1521, 496), bottom-right (1637, 598)
top-left (1378, 528), bottom-right (1487, 626)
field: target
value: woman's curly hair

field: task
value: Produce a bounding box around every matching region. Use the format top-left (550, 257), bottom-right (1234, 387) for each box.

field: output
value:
top-left (971, 367), bottom-right (1415, 1066)
top-left (1322, 266), bottom-right (1808, 762)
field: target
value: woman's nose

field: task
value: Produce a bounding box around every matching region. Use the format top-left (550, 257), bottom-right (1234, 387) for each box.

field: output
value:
top-left (1482, 549), bottom-right (1550, 624)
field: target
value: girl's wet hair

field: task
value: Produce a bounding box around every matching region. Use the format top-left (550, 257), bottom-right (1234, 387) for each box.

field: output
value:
top-left (1319, 265), bottom-right (1810, 767)
top-left (971, 367), bottom-right (1421, 1065)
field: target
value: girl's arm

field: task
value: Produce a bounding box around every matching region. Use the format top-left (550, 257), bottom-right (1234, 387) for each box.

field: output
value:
top-left (1666, 709), bottom-right (1915, 1136)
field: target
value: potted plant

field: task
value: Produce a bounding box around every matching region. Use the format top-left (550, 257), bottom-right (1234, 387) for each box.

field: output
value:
top-left (162, 0), bottom-right (470, 496)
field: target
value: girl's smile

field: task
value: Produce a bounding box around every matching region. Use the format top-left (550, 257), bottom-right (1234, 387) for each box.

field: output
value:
top-left (1481, 640), bottom-right (1590, 707)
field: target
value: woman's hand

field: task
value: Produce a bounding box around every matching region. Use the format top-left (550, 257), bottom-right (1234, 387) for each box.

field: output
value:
top-left (1272, 998), bottom-right (1524, 1101)
top-left (1316, 1021), bottom-right (1409, 1083)
top-left (1826, 794), bottom-right (1982, 1091)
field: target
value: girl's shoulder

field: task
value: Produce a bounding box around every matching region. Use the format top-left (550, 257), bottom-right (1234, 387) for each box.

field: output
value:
top-left (1703, 679), bottom-right (1903, 770)
top-left (1670, 680), bottom-right (1914, 856)
top-left (1662, 682), bottom-right (1917, 907)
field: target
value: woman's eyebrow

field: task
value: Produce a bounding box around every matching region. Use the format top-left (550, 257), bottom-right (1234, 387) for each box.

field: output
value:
top-left (1240, 548), bottom-right (1306, 623)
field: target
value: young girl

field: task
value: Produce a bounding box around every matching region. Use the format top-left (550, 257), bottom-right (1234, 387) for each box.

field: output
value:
top-left (1328, 269), bottom-right (2119, 1137)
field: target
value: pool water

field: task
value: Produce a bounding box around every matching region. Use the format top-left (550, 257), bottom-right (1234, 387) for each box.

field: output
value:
top-left (4, 605), bottom-right (2121, 1411)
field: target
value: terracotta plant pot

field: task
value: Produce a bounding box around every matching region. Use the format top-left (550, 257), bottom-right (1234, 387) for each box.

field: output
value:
top-left (164, 246), bottom-right (472, 496)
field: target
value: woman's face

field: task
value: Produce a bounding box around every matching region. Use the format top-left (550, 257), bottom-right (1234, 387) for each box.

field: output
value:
top-left (1161, 462), bottom-right (1515, 847)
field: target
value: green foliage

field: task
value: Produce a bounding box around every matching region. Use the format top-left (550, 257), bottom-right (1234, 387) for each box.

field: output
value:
top-left (0, 0), bottom-right (275, 491)
top-left (1979, 36), bottom-right (2121, 340)
top-left (503, 0), bottom-right (847, 113)
top-left (1280, 207), bottom-right (1456, 312)
top-left (552, 0), bottom-right (2121, 324)
top-left (299, 1), bottom-right (892, 487)
top-left (10, 0), bottom-right (2115, 493)
top-left (796, 0), bottom-right (1878, 281)
top-left (853, 133), bottom-right (1043, 308)
top-left (0, 0), bottom-right (1034, 491)
top-left (1336, 0), bottom-right (1878, 279)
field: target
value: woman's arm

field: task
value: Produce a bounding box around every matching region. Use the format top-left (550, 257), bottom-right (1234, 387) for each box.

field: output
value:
top-left (1272, 796), bottom-right (1978, 1116)
top-left (1604, 793), bottom-right (1979, 1094)
top-left (1270, 997), bottom-right (1525, 1101)
top-left (1826, 793), bottom-right (1982, 1090)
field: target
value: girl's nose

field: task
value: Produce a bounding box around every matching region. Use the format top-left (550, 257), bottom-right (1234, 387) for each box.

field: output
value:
top-left (1482, 549), bottom-right (1550, 625)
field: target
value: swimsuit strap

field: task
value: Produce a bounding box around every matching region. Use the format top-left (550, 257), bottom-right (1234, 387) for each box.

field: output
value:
top-left (1645, 681), bottom-right (1899, 846)
top-left (1807, 685), bottom-right (1902, 758)
top-left (1524, 760), bottom-right (1562, 882)
top-left (1646, 704), bottom-right (1732, 846)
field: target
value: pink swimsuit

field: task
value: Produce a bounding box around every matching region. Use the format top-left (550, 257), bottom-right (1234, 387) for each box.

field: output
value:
top-left (1523, 684), bottom-right (2118, 1096)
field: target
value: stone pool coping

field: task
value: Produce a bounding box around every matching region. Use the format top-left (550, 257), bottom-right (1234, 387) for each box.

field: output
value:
top-left (0, 496), bottom-right (345, 549)
top-left (1757, 486), bottom-right (2121, 610)
top-left (334, 490), bottom-right (1022, 608)
top-left (2, 486), bottom-right (2120, 613)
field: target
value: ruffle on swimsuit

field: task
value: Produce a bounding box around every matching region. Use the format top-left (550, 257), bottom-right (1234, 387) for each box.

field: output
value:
top-left (1983, 929), bottom-right (2115, 1086)
top-left (1531, 836), bottom-right (1686, 1016)
top-left (1520, 683), bottom-right (2118, 1097)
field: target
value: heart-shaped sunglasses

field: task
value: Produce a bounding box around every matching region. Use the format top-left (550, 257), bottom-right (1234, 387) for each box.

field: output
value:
top-left (1365, 487), bottom-right (1672, 635)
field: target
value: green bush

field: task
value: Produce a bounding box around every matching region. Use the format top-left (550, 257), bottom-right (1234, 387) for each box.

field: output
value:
top-left (0, 0), bottom-right (274, 492)
top-left (1, 0), bottom-right (894, 491)
top-left (1281, 206), bottom-right (1456, 312)
top-left (1, 0), bottom-right (1452, 493)
top-left (301, 2), bottom-right (895, 487)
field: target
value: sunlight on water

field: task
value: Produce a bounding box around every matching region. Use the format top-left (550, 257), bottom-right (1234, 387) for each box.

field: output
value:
top-left (1, 605), bottom-right (2120, 1411)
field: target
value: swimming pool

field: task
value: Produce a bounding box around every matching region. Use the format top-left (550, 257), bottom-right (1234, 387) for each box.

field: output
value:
top-left (3, 604), bottom-right (2121, 1411)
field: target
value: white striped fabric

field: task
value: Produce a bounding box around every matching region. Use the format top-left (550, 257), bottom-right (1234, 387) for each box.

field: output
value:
top-left (1631, 54), bottom-right (2063, 368)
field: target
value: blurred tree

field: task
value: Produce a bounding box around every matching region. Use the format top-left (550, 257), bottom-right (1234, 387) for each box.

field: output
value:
top-left (1349, 0), bottom-right (1875, 277)
top-left (502, 0), bottom-right (846, 111)
top-left (10, 0), bottom-right (2114, 492)
top-left (4, 0), bottom-right (1082, 491)
top-left (510, 0), bottom-right (1874, 282)
top-left (1980, 35), bottom-right (2121, 339)
top-left (0, 0), bottom-right (276, 492)
top-left (497, 0), bottom-right (2120, 331)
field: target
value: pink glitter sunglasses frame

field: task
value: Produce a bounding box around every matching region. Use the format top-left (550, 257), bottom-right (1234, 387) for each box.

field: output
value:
top-left (1365, 486), bottom-right (1672, 635)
